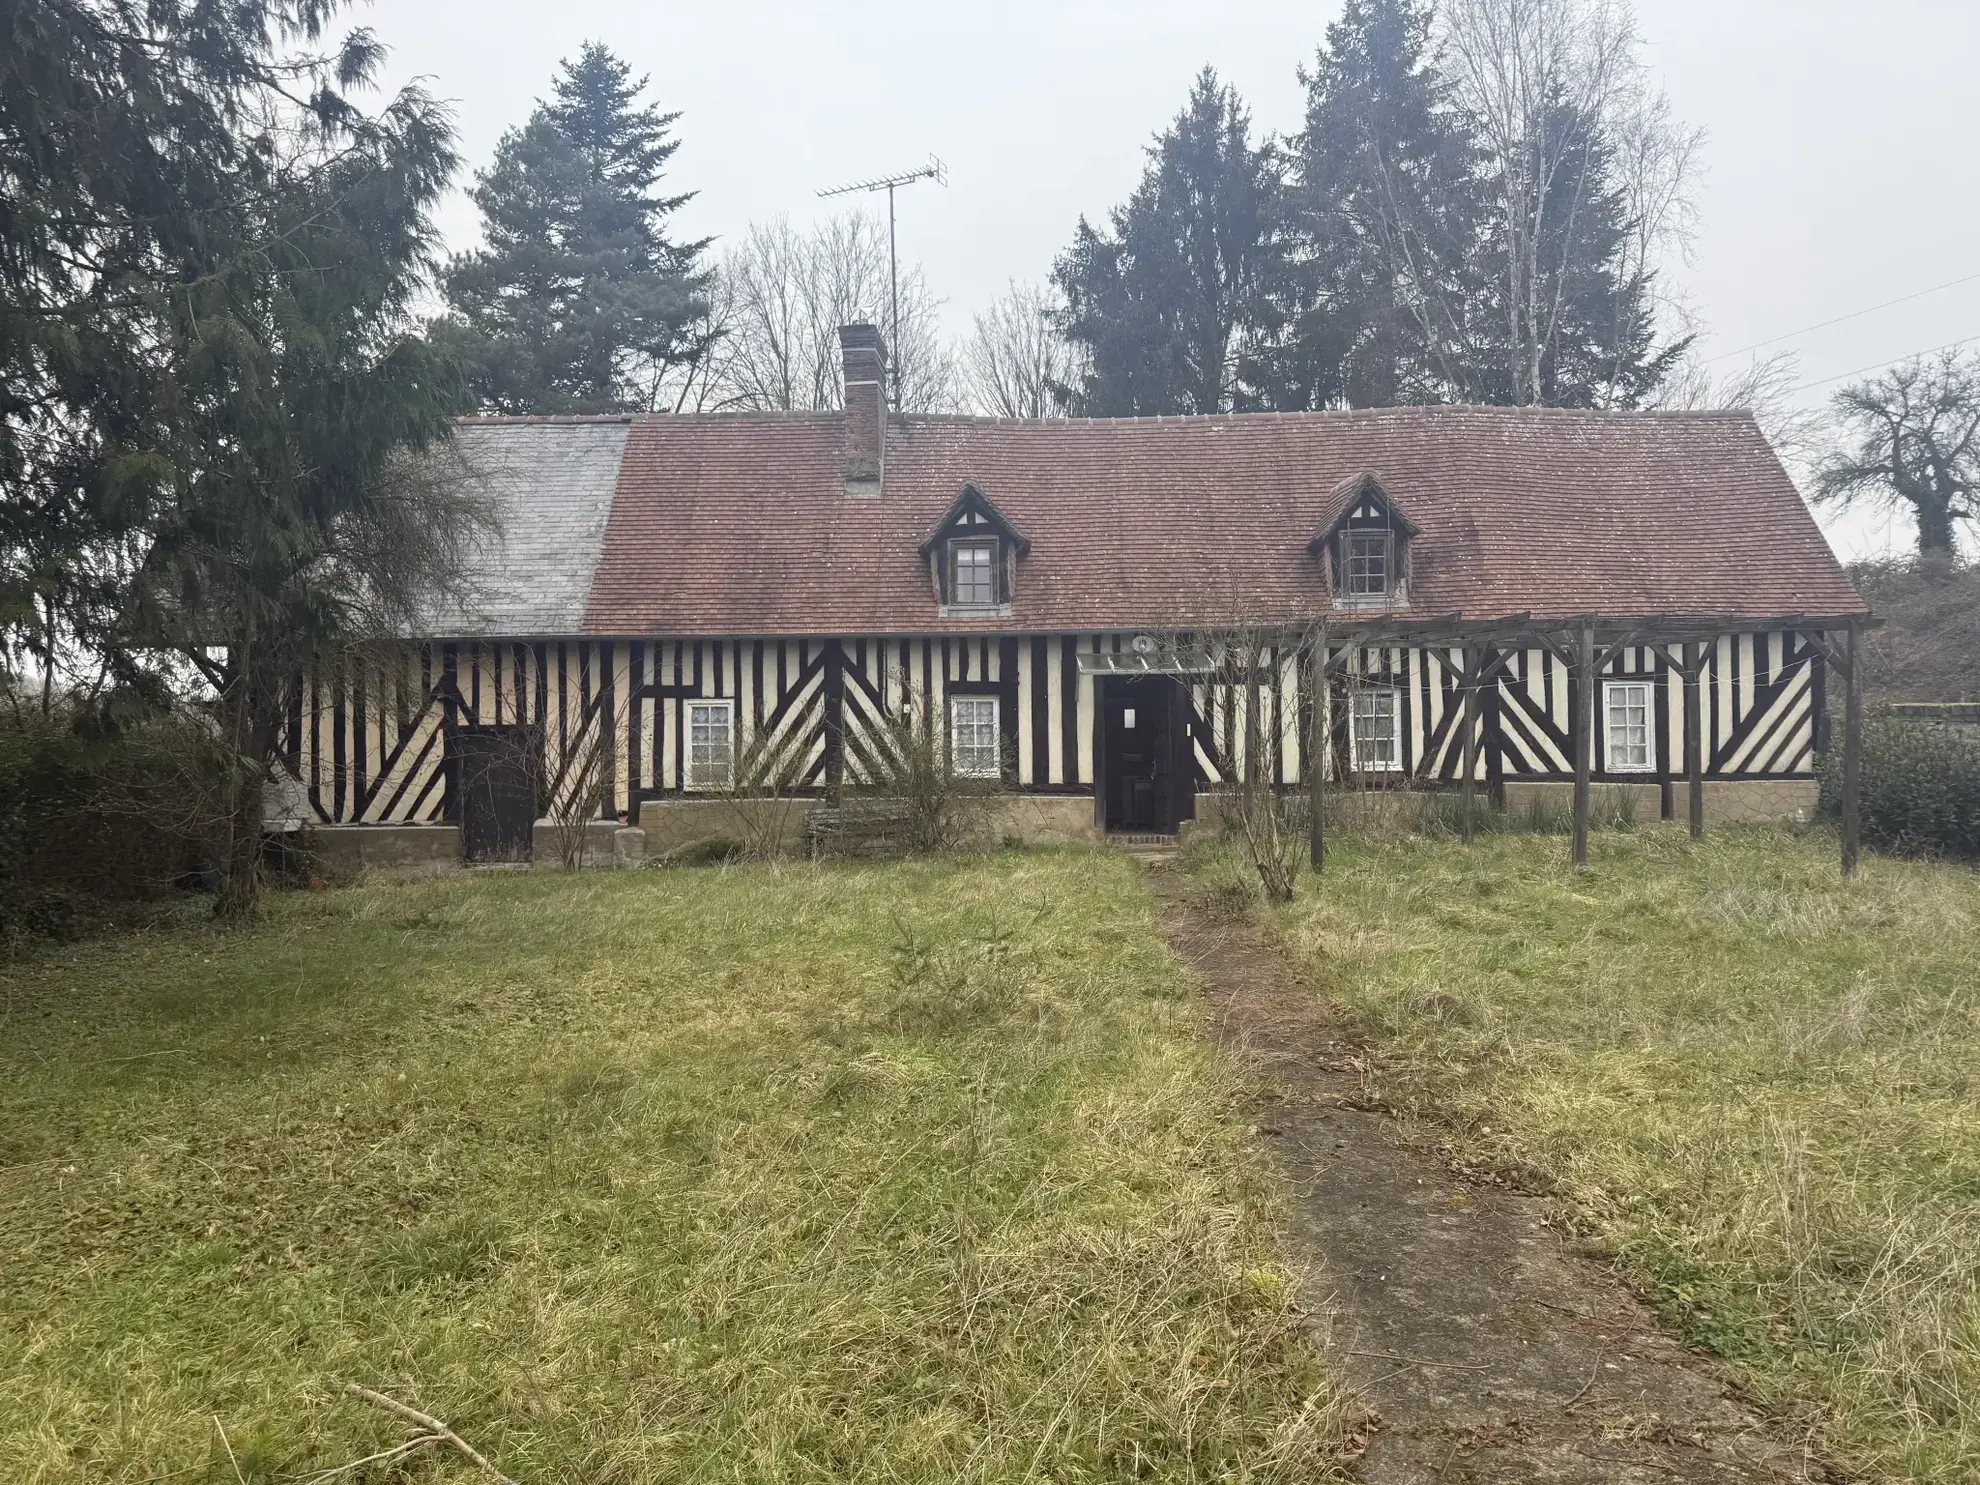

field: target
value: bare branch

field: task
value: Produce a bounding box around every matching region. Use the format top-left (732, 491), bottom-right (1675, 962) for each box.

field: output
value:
top-left (344, 1384), bottom-right (519, 1485)
top-left (960, 280), bottom-right (1084, 419)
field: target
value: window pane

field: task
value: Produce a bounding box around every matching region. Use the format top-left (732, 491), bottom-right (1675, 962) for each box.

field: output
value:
top-left (950, 696), bottom-right (1000, 778)
top-left (1344, 531), bottom-right (1390, 596)
top-left (951, 542), bottom-right (996, 606)
top-left (687, 702), bottom-right (733, 787)
top-left (1351, 687), bottom-right (1399, 770)
top-left (1606, 684), bottom-right (1651, 771)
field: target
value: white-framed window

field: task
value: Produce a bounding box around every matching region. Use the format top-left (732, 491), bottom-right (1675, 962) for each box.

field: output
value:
top-left (1604, 681), bottom-right (1654, 773)
top-left (1349, 686), bottom-right (1401, 772)
top-left (686, 699), bottom-right (734, 789)
top-left (1342, 529), bottom-right (1392, 597)
top-left (949, 695), bottom-right (1001, 779)
top-left (949, 539), bottom-right (998, 607)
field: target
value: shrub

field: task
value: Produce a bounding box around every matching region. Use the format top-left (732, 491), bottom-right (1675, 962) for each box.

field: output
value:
top-left (1821, 716), bottom-right (1980, 860)
top-left (832, 688), bottom-right (1001, 857)
top-left (0, 705), bottom-right (220, 939)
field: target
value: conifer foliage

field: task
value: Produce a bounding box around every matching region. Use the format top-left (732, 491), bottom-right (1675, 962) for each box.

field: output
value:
top-left (444, 44), bottom-right (711, 414)
top-left (1052, 70), bottom-right (1282, 417)
top-left (1053, 0), bottom-right (1696, 414)
top-left (2, 0), bottom-right (478, 916)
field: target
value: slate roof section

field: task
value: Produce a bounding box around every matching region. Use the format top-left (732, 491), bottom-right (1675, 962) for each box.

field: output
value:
top-left (578, 405), bottom-right (1865, 636)
top-left (420, 417), bottom-right (630, 638)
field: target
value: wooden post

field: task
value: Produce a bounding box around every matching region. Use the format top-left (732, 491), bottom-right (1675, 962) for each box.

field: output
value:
top-left (1842, 621), bottom-right (1862, 878)
top-left (1572, 621), bottom-right (1594, 870)
top-left (1460, 648), bottom-right (1478, 844)
top-left (1684, 639), bottom-right (1704, 842)
top-left (1308, 640), bottom-right (1327, 871)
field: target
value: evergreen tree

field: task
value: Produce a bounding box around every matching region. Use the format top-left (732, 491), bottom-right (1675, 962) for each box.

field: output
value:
top-left (1052, 70), bottom-right (1283, 416)
top-left (1060, 0), bottom-right (1696, 412)
top-left (1, 0), bottom-right (478, 915)
top-left (444, 44), bottom-right (710, 413)
top-left (1272, 0), bottom-right (1486, 408)
top-left (1468, 97), bottom-right (1684, 408)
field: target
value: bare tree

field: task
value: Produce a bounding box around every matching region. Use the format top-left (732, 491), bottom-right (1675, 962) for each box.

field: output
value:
top-left (960, 280), bottom-right (1084, 418)
top-left (1819, 349), bottom-right (1980, 557)
top-left (536, 693), bottom-right (633, 871)
top-left (711, 721), bottom-right (812, 861)
top-left (1605, 83), bottom-right (1703, 351)
top-left (1207, 625), bottom-right (1313, 902)
top-left (1653, 349), bottom-right (1827, 481)
top-left (1437, 0), bottom-right (1700, 405)
top-left (709, 212), bottom-right (957, 414)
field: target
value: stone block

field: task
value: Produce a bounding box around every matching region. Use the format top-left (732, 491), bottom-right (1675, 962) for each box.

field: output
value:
top-left (1700, 778), bottom-right (1819, 826)
top-left (532, 819), bottom-right (619, 869)
top-left (307, 824), bottom-right (460, 875)
top-left (1501, 780), bottom-right (1662, 825)
top-left (971, 794), bottom-right (1105, 848)
top-left (634, 798), bottom-right (808, 859)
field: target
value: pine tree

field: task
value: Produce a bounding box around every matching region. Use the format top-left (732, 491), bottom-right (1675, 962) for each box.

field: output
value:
top-left (1272, 0), bottom-right (1486, 408)
top-left (444, 44), bottom-right (710, 413)
top-left (1052, 70), bottom-right (1282, 416)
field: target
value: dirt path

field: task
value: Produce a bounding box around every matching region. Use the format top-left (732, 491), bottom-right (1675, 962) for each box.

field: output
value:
top-left (1155, 873), bottom-right (1833, 1484)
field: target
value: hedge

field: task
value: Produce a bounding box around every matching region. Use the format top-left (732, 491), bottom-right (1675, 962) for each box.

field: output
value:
top-left (1820, 715), bottom-right (1980, 861)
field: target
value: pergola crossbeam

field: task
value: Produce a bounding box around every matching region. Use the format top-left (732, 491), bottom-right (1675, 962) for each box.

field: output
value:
top-left (1265, 608), bottom-right (1868, 878)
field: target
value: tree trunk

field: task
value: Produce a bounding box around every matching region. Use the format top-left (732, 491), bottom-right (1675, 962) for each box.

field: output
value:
top-left (214, 760), bottom-right (266, 920)
top-left (214, 654), bottom-right (282, 920)
top-left (1918, 496), bottom-right (1957, 556)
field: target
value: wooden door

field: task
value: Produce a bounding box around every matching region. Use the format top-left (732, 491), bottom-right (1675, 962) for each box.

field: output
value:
top-left (1103, 678), bottom-right (1185, 833)
top-left (452, 725), bottom-right (540, 863)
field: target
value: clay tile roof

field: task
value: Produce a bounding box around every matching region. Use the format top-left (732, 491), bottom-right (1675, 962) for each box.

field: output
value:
top-left (551, 405), bottom-right (1861, 637)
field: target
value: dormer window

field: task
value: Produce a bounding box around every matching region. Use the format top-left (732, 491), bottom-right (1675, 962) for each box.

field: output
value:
top-left (1343, 530), bottom-right (1392, 597)
top-left (950, 539), bottom-right (998, 607)
top-left (923, 483), bottom-right (1029, 617)
top-left (1308, 471), bottom-right (1418, 611)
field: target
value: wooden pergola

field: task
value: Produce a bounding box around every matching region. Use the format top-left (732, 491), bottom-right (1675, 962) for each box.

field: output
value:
top-left (1300, 612), bottom-right (1873, 878)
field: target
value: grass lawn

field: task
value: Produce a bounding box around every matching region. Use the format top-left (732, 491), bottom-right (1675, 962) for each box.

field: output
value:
top-left (1232, 827), bottom-right (1980, 1484)
top-left (0, 855), bottom-right (1342, 1484)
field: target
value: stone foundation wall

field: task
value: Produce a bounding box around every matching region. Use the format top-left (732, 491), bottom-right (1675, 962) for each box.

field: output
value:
top-left (308, 824), bottom-right (461, 875)
top-left (631, 798), bottom-right (809, 860)
top-left (1501, 781), bottom-right (1663, 824)
top-left (630, 792), bottom-right (1104, 858)
top-left (969, 794), bottom-right (1105, 849)
top-left (531, 819), bottom-right (621, 869)
top-left (1502, 779), bottom-right (1818, 827)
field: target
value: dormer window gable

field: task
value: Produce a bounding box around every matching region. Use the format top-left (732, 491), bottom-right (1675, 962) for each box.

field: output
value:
top-left (1307, 471), bottom-right (1419, 610)
top-left (922, 483), bottom-right (1028, 616)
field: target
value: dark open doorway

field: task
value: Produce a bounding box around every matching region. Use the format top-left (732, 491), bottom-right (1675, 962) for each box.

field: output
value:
top-left (1100, 675), bottom-right (1194, 834)
top-left (451, 725), bottom-right (541, 864)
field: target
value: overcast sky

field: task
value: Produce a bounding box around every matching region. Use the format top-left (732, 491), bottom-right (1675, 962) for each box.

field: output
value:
top-left (364, 0), bottom-right (1980, 560)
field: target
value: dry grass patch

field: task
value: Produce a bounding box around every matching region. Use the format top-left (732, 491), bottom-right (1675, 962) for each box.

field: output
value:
top-left (0, 854), bottom-right (1343, 1483)
top-left (1236, 828), bottom-right (1980, 1483)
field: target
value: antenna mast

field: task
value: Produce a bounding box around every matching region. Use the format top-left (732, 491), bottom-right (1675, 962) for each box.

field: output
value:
top-left (818, 155), bottom-right (947, 405)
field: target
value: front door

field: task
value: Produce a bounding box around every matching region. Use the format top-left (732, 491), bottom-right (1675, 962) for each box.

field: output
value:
top-left (451, 725), bottom-right (540, 863)
top-left (1102, 677), bottom-right (1191, 833)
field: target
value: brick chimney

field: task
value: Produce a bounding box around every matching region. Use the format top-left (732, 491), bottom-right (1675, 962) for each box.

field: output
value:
top-left (839, 323), bottom-right (887, 495)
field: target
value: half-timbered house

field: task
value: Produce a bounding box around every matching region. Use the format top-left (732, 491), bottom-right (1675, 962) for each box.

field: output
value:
top-left (284, 324), bottom-right (1867, 864)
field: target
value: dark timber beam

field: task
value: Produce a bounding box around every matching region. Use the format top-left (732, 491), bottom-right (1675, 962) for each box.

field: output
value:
top-left (1460, 645), bottom-right (1478, 845)
top-left (1684, 639), bottom-right (1704, 841)
top-left (1309, 642), bottom-right (1327, 871)
top-left (1842, 620), bottom-right (1863, 878)
top-left (1572, 620), bottom-right (1595, 870)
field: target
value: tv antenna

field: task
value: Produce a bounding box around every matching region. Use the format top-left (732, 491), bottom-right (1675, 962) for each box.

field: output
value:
top-left (818, 154), bottom-right (947, 404)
